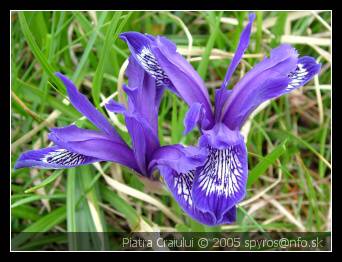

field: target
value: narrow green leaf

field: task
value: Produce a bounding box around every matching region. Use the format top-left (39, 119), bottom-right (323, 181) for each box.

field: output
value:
top-left (197, 12), bottom-right (222, 79)
top-left (23, 206), bottom-right (66, 232)
top-left (12, 206), bottom-right (66, 249)
top-left (247, 141), bottom-right (287, 187)
top-left (18, 12), bottom-right (65, 93)
top-left (66, 168), bottom-right (77, 232)
top-left (255, 11), bottom-right (263, 53)
top-left (24, 170), bottom-right (64, 193)
top-left (92, 12), bottom-right (123, 108)
top-left (271, 12), bottom-right (288, 46)
top-left (72, 12), bottom-right (108, 84)
top-left (12, 205), bottom-right (41, 221)
top-left (11, 194), bottom-right (65, 208)
top-left (100, 185), bottom-right (140, 229)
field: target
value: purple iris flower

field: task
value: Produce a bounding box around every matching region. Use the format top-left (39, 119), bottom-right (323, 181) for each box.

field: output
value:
top-left (119, 13), bottom-right (321, 225)
top-left (14, 58), bottom-right (208, 184)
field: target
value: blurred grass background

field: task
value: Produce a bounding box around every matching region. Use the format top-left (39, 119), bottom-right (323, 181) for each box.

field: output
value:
top-left (11, 11), bottom-right (331, 250)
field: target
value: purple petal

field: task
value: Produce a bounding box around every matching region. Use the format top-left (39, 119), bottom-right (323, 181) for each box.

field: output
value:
top-left (153, 143), bottom-right (238, 225)
top-left (214, 88), bottom-right (232, 121)
top-left (125, 115), bottom-right (160, 176)
top-left (124, 57), bottom-right (160, 134)
top-left (221, 13), bottom-right (255, 90)
top-left (48, 125), bottom-right (140, 172)
top-left (215, 14), bottom-right (254, 121)
top-left (220, 44), bottom-right (301, 129)
top-left (120, 32), bottom-right (178, 95)
top-left (183, 103), bottom-right (210, 135)
top-left (55, 73), bottom-right (124, 143)
top-left (149, 145), bottom-right (208, 174)
top-left (284, 56), bottom-right (321, 93)
top-left (151, 36), bottom-right (214, 125)
top-left (120, 32), bottom-right (214, 125)
top-left (14, 146), bottom-right (99, 169)
top-left (105, 99), bottom-right (127, 114)
top-left (159, 165), bottom-right (237, 225)
top-left (160, 166), bottom-right (216, 225)
top-left (126, 56), bottom-right (165, 111)
top-left (192, 140), bottom-right (248, 223)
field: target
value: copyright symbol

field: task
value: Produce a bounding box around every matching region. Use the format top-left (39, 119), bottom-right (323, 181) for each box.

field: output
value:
top-left (198, 238), bottom-right (209, 248)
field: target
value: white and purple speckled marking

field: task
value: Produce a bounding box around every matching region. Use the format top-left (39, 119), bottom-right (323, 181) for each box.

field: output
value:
top-left (41, 148), bottom-right (87, 166)
top-left (197, 147), bottom-right (243, 198)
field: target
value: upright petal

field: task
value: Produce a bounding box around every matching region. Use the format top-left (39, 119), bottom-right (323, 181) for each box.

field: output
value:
top-left (106, 58), bottom-right (162, 176)
top-left (55, 73), bottom-right (124, 144)
top-left (214, 88), bottom-right (232, 121)
top-left (14, 146), bottom-right (99, 169)
top-left (192, 139), bottom-right (248, 223)
top-left (124, 57), bottom-right (160, 134)
top-left (125, 115), bottom-right (160, 177)
top-left (183, 102), bottom-right (210, 135)
top-left (220, 44), bottom-right (320, 130)
top-left (215, 13), bottom-right (255, 121)
top-left (48, 125), bottom-right (140, 172)
top-left (221, 13), bottom-right (255, 90)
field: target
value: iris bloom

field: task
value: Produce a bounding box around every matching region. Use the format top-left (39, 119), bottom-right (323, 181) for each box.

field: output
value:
top-left (119, 13), bottom-right (321, 225)
top-left (15, 58), bottom-right (208, 185)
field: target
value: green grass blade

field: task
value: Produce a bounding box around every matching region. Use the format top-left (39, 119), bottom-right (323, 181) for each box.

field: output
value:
top-left (18, 12), bottom-right (65, 93)
top-left (23, 206), bottom-right (67, 232)
top-left (12, 206), bottom-right (66, 249)
top-left (24, 170), bottom-right (64, 193)
top-left (247, 141), bottom-right (287, 187)
top-left (66, 169), bottom-right (77, 232)
top-left (271, 12), bottom-right (288, 46)
top-left (11, 194), bottom-right (65, 208)
top-left (72, 12), bottom-right (108, 84)
top-left (92, 12), bottom-right (123, 108)
top-left (197, 11), bottom-right (222, 80)
top-left (100, 185), bottom-right (140, 230)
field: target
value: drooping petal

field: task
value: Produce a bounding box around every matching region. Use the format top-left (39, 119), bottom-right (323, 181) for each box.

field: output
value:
top-left (119, 32), bottom-right (178, 95)
top-left (284, 56), bottom-right (321, 93)
top-left (55, 73), bottom-right (124, 143)
top-left (14, 146), bottom-right (99, 169)
top-left (215, 13), bottom-right (255, 121)
top-left (159, 165), bottom-right (237, 225)
top-left (159, 166), bottom-right (217, 225)
top-left (183, 103), bottom-right (210, 135)
top-left (48, 125), bottom-right (140, 172)
top-left (149, 144), bottom-right (208, 175)
top-left (192, 139), bottom-right (248, 223)
top-left (120, 32), bottom-right (214, 126)
top-left (220, 44), bottom-right (317, 130)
